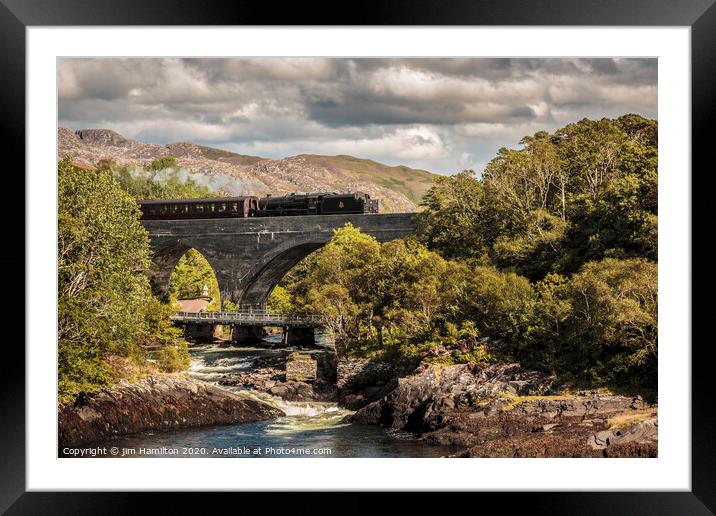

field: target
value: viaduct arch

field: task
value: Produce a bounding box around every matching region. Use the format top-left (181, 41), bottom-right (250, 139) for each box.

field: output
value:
top-left (141, 213), bottom-right (416, 309)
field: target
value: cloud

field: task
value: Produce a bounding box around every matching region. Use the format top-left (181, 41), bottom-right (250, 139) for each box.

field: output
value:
top-left (58, 57), bottom-right (657, 174)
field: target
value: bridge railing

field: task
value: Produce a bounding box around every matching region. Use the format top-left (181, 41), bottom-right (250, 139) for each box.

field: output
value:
top-left (171, 310), bottom-right (323, 324)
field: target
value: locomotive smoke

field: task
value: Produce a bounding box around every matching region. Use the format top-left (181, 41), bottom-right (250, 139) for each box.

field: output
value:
top-left (126, 166), bottom-right (248, 195)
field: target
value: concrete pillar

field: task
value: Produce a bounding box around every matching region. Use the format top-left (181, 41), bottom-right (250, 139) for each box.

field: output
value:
top-left (230, 325), bottom-right (265, 344)
top-left (183, 323), bottom-right (216, 343)
top-left (282, 326), bottom-right (316, 347)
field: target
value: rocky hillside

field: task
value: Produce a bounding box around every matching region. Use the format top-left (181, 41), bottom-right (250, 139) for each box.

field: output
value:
top-left (58, 128), bottom-right (437, 212)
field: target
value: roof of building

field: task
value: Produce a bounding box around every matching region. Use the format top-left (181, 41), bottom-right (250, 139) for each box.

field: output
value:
top-left (177, 298), bottom-right (212, 312)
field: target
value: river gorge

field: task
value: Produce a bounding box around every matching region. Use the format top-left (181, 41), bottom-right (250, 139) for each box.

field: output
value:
top-left (80, 337), bottom-right (453, 458)
top-left (59, 331), bottom-right (658, 459)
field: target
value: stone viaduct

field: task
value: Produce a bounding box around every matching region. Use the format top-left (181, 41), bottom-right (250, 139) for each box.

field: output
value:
top-left (141, 213), bottom-right (416, 309)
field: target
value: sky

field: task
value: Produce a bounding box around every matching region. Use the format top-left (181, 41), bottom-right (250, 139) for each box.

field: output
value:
top-left (58, 58), bottom-right (657, 175)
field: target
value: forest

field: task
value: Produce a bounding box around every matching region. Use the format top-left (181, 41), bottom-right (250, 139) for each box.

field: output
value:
top-left (57, 114), bottom-right (658, 401)
top-left (273, 114), bottom-right (658, 393)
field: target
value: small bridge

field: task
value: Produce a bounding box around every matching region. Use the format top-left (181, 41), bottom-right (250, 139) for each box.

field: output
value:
top-left (172, 310), bottom-right (324, 346)
top-left (172, 310), bottom-right (322, 328)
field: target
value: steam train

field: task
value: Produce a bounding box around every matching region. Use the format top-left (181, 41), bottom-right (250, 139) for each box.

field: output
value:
top-left (138, 192), bottom-right (379, 220)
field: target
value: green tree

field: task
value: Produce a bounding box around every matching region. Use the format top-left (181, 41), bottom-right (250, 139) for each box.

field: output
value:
top-left (168, 249), bottom-right (221, 311)
top-left (58, 158), bottom-right (189, 401)
top-left (417, 115), bottom-right (657, 278)
top-left (266, 285), bottom-right (293, 314)
top-left (147, 156), bottom-right (179, 171)
top-left (560, 258), bottom-right (657, 388)
top-left (415, 170), bottom-right (489, 262)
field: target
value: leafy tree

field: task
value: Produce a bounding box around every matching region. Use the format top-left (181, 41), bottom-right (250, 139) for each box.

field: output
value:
top-left (168, 249), bottom-right (221, 311)
top-left (266, 285), bottom-right (293, 314)
top-left (106, 158), bottom-right (215, 201)
top-left (417, 115), bottom-right (657, 278)
top-left (156, 341), bottom-right (192, 372)
top-left (279, 113), bottom-right (658, 392)
top-left (58, 158), bottom-right (189, 401)
top-left (147, 156), bottom-right (179, 171)
top-left (415, 170), bottom-right (489, 263)
top-left (560, 258), bottom-right (657, 388)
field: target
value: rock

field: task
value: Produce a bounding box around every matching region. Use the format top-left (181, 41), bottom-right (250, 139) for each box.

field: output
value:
top-left (588, 418), bottom-right (658, 450)
top-left (218, 350), bottom-right (336, 402)
top-left (336, 358), bottom-right (397, 409)
top-left (350, 362), bottom-right (658, 458)
top-left (352, 363), bottom-right (553, 431)
top-left (269, 381), bottom-right (315, 401)
top-left (285, 353), bottom-right (317, 382)
top-left (58, 375), bottom-right (284, 448)
top-left (341, 393), bottom-right (367, 410)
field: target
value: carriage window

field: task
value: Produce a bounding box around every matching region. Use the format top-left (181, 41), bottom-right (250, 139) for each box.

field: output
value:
top-left (232, 202), bottom-right (238, 212)
top-left (196, 204), bottom-right (204, 213)
top-left (160, 205), bottom-right (167, 214)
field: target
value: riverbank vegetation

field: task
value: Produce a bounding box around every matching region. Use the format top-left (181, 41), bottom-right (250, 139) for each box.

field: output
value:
top-left (58, 157), bottom-right (198, 402)
top-left (273, 115), bottom-right (658, 393)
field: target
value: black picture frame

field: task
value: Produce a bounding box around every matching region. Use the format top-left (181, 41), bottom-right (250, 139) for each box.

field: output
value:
top-left (2, 0), bottom-right (710, 512)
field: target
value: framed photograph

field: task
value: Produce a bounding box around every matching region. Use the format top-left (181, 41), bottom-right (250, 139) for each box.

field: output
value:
top-left (4, 0), bottom-right (710, 510)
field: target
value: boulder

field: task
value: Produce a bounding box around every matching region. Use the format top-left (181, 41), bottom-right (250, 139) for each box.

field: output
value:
top-left (588, 418), bottom-right (658, 450)
top-left (352, 363), bottom-right (553, 431)
top-left (285, 352), bottom-right (317, 382)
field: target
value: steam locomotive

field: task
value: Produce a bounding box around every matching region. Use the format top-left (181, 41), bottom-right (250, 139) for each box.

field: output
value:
top-left (138, 192), bottom-right (379, 220)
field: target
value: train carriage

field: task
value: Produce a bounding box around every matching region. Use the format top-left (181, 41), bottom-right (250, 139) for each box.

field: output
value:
top-left (138, 192), bottom-right (378, 220)
top-left (138, 196), bottom-right (258, 220)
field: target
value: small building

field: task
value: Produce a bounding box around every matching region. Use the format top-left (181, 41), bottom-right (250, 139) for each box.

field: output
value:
top-left (177, 284), bottom-right (212, 312)
top-left (177, 297), bottom-right (212, 312)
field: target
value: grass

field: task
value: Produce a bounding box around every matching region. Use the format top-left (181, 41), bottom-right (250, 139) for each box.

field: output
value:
top-left (199, 145), bottom-right (264, 165)
top-left (607, 408), bottom-right (657, 430)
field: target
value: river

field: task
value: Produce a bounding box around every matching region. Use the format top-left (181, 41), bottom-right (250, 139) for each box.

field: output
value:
top-left (103, 336), bottom-right (452, 458)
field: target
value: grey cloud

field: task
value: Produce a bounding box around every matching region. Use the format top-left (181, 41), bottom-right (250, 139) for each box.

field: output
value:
top-left (58, 57), bottom-right (657, 174)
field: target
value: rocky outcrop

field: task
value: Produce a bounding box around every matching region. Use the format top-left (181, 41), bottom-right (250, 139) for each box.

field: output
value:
top-left (336, 358), bottom-right (397, 409)
top-left (218, 351), bottom-right (337, 402)
top-left (588, 417), bottom-right (659, 450)
top-left (351, 363), bottom-right (551, 429)
top-left (285, 353), bottom-right (317, 382)
top-left (58, 375), bottom-right (284, 448)
top-left (350, 363), bottom-right (657, 458)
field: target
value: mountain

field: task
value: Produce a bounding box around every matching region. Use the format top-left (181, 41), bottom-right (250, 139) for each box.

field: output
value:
top-left (58, 128), bottom-right (438, 212)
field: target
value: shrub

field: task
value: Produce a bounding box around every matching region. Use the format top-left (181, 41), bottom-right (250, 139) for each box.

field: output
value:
top-left (156, 341), bottom-right (192, 373)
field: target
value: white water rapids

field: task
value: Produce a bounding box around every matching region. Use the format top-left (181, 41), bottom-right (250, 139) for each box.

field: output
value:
top-left (99, 339), bottom-right (451, 457)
